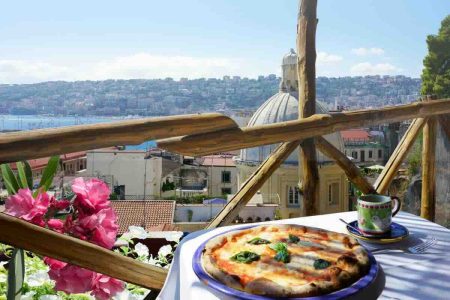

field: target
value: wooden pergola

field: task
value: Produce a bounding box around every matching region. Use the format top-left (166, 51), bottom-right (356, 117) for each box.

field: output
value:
top-left (0, 0), bottom-right (449, 292)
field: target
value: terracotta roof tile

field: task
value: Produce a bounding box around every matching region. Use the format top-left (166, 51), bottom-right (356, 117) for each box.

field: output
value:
top-left (199, 154), bottom-right (236, 167)
top-left (340, 129), bottom-right (370, 141)
top-left (111, 200), bottom-right (175, 234)
top-left (10, 151), bottom-right (87, 170)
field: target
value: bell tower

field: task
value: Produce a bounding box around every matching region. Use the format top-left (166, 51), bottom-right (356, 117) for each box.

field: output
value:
top-left (279, 48), bottom-right (298, 92)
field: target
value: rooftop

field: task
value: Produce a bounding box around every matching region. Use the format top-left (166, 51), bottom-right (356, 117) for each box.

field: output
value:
top-left (10, 151), bottom-right (87, 170)
top-left (111, 200), bottom-right (176, 234)
top-left (340, 129), bottom-right (371, 141)
top-left (198, 154), bottom-right (236, 167)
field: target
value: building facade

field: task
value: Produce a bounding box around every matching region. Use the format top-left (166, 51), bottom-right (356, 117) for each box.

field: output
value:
top-left (341, 129), bottom-right (385, 166)
top-left (86, 149), bottom-right (164, 199)
top-left (235, 49), bottom-right (349, 219)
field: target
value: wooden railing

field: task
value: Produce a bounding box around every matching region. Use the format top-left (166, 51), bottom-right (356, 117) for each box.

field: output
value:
top-left (0, 0), bottom-right (449, 293)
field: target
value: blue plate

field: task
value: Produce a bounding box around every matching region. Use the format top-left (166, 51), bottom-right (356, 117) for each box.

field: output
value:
top-left (346, 221), bottom-right (409, 244)
top-left (193, 225), bottom-right (378, 299)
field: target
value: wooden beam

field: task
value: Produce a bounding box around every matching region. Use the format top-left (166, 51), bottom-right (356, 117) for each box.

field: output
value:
top-left (374, 118), bottom-right (427, 194)
top-left (157, 99), bottom-right (450, 156)
top-left (206, 140), bottom-right (301, 228)
top-left (297, 0), bottom-right (319, 215)
top-left (420, 116), bottom-right (437, 221)
top-left (0, 113), bottom-right (237, 163)
top-left (438, 115), bottom-right (450, 141)
top-left (0, 213), bottom-right (167, 290)
top-left (315, 136), bottom-right (376, 195)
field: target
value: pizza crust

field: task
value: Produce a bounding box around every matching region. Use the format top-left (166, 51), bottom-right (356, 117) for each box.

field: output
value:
top-left (201, 224), bottom-right (371, 297)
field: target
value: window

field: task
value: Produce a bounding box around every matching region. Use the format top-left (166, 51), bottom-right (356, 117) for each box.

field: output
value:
top-left (221, 171), bottom-right (231, 183)
top-left (287, 186), bottom-right (302, 207)
top-left (368, 150), bottom-right (373, 158)
top-left (328, 182), bottom-right (340, 206)
top-left (352, 151), bottom-right (358, 159)
top-left (221, 188), bottom-right (232, 195)
top-left (378, 149), bottom-right (383, 158)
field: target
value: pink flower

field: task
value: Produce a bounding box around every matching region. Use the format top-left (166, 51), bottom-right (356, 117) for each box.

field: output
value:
top-left (47, 263), bottom-right (95, 294)
top-left (5, 189), bottom-right (50, 226)
top-left (71, 207), bottom-right (119, 249)
top-left (44, 257), bottom-right (67, 270)
top-left (50, 198), bottom-right (71, 210)
top-left (91, 274), bottom-right (124, 300)
top-left (47, 219), bottom-right (65, 233)
top-left (72, 178), bottom-right (110, 215)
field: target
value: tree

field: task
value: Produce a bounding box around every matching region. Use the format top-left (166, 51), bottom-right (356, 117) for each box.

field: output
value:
top-left (421, 15), bottom-right (450, 97)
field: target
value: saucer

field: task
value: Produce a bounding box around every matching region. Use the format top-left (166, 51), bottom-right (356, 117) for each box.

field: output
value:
top-left (346, 220), bottom-right (409, 244)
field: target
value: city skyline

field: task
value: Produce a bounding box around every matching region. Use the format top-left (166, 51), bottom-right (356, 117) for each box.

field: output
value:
top-left (1, 0), bottom-right (448, 83)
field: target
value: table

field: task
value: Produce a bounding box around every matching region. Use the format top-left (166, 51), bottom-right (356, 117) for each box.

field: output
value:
top-left (158, 212), bottom-right (450, 300)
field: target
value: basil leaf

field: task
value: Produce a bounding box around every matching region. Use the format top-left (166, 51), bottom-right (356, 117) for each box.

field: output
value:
top-left (247, 237), bottom-right (271, 245)
top-left (274, 250), bottom-right (290, 263)
top-left (270, 242), bottom-right (287, 252)
top-left (288, 234), bottom-right (300, 243)
top-left (314, 259), bottom-right (331, 270)
top-left (270, 242), bottom-right (290, 263)
top-left (230, 251), bottom-right (260, 264)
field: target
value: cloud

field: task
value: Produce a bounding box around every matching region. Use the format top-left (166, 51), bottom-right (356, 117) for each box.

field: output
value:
top-left (0, 60), bottom-right (72, 83)
top-left (0, 53), bottom-right (245, 83)
top-left (350, 62), bottom-right (401, 75)
top-left (90, 53), bottom-right (242, 80)
top-left (317, 52), bottom-right (343, 63)
top-left (351, 47), bottom-right (385, 56)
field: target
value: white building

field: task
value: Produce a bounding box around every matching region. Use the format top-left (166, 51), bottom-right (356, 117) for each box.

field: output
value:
top-left (235, 49), bottom-right (350, 219)
top-left (86, 149), bottom-right (179, 199)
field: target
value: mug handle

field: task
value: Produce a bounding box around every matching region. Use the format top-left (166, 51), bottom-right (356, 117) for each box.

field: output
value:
top-left (391, 196), bottom-right (401, 217)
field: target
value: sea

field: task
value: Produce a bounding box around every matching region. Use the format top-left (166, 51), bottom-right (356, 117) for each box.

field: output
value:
top-left (0, 114), bottom-right (157, 150)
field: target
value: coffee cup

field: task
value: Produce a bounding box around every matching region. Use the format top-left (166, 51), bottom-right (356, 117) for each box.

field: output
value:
top-left (357, 194), bottom-right (401, 235)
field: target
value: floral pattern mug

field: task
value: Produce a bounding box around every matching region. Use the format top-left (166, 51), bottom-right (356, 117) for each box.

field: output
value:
top-left (357, 194), bottom-right (401, 235)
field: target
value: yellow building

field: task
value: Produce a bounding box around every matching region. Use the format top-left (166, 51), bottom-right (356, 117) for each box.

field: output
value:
top-left (235, 49), bottom-right (349, 219)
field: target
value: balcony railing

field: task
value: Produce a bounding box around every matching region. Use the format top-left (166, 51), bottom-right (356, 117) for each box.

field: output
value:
top-left (0, 0), bottom-right (449, 294)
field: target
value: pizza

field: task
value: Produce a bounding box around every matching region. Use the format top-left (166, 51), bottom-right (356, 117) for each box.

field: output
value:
top-left (201, 224), bottom-right (370, 298)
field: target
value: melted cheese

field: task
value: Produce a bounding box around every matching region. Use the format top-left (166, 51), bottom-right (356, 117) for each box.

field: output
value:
top-left (210, 225), bottom-right (354, 288)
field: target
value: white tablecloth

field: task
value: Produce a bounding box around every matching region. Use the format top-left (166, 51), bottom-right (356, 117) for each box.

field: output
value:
top-left (158, 212), bottom-right (450, 299)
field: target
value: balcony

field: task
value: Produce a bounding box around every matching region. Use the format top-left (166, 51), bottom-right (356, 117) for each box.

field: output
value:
top-left (0, 1), bottom-right (449, 299)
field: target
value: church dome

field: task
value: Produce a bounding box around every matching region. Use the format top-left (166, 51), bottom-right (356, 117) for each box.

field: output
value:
top-left (239, 91), bottom-right (344, 164)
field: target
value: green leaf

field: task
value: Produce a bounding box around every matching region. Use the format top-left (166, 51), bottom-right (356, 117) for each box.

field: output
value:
top-left (270, 242), bottom-right (290, 263)
top-left (38, 156), bottom-right (60, 192)
top-left (15, 162), bottom-right (30, 189)
top-left (247, 237), bottom-right (271, 245)
top-left (313, 259), bottom-right (331, 270)
top-left (0, 164), bottom-right (19, 195)
top-left (23, 161), bottom-right (33, 189)
top-left (274, 250), bottom-right (290, 263)
top-left (7, 248), bottom-right (25, 300)
top-left (288, 234), bottom-right (300, 243)
top-left (269, 242), bottom-right (287, 252)
top-left (230, 251), bottom-right (260, 264)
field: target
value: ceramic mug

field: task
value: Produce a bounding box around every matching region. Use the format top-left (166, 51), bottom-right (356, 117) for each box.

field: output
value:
top-left (357, 194), bottom-right (401, 235)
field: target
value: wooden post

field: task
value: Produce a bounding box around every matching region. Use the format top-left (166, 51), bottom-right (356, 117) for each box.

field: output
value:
top-left (297, 0), bottom-right (319, 215)
top-left (421, 97), bottom-right (437, 221)
top-left (207, 140), bottom-right (301, 228)
top-left (374, 118), bottom-right (427, 194)
top-left (315, 136), bottom-right (376, 195)
top-left (0, 213), bottom-right (168, 289)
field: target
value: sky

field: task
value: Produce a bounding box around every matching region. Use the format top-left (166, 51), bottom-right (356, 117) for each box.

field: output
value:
top-left (0, 0), bottom-right (448, 83)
